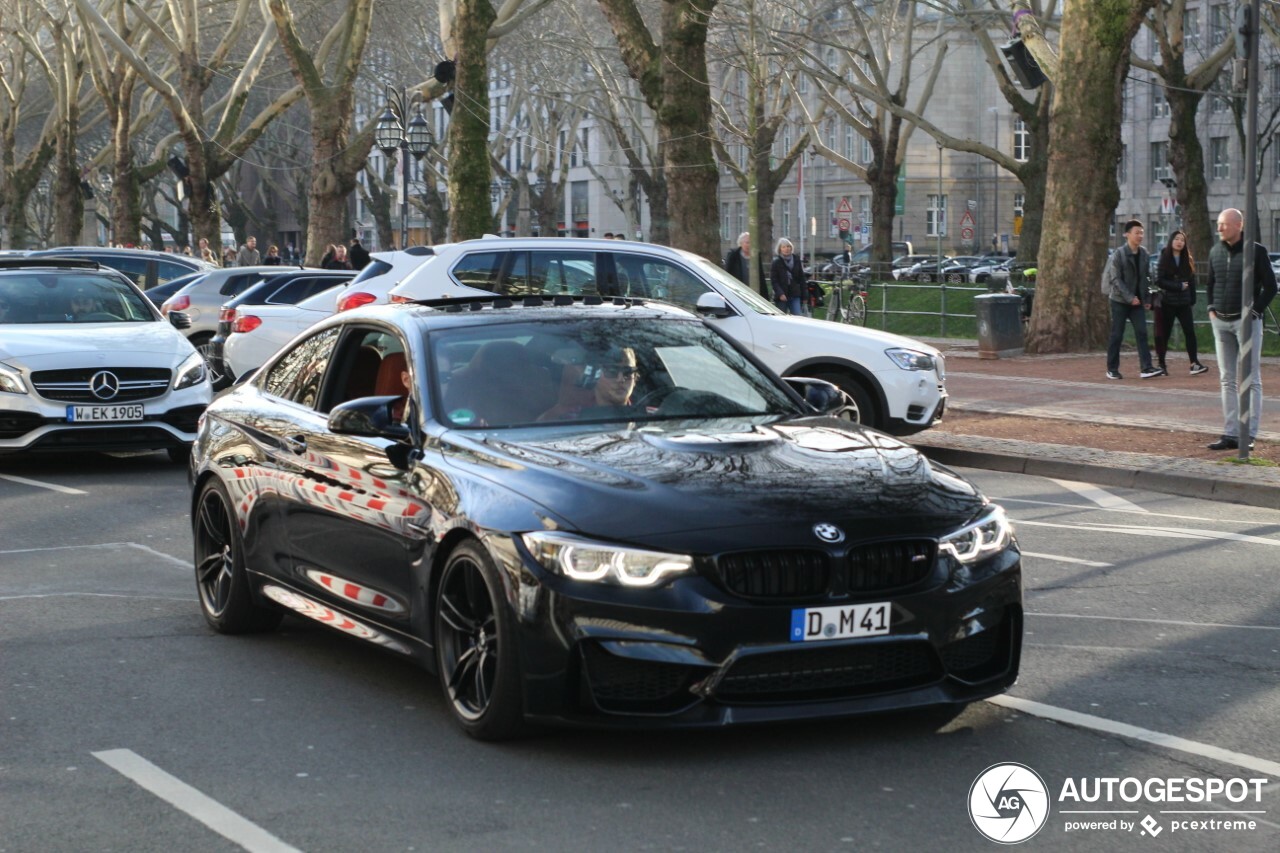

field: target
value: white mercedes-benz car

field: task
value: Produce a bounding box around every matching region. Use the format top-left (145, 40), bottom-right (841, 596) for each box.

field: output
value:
top-left (0, 258), bottom-right (211, 461)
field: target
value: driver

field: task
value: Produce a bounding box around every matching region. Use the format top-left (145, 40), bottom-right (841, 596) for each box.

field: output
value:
top-left (67, 287), bottom-right (100, 320)
top-left (539, 346), bottom-right (639, 421)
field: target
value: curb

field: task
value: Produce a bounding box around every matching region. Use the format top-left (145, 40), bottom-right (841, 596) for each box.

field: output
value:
top-left (912, 435), bottom-right (1280, 511)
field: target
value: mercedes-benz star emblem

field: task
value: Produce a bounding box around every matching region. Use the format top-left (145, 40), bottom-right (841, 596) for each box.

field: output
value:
top-left (813, 523), bottom-right (845, 543)
top-left (90, 370), bottom-right (121, 400)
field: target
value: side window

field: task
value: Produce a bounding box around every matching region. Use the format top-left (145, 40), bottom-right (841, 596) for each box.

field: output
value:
top-left (269, 277), bottom-right (330, 304)
top-left (156, 260), bottom-right (193, 286)
top-left (325, 328), bottom-right (411, 414)
top-left (616, 256), bottom-right (710, 311)
top-left (220, 274), bottom-right (263, 297)
top-left (529, 252), bottom-right (596, 296)
top-left (94, 255), bottom-right (148, 288)
top-left (260, 327), bottom-right (341, 409)
top-left (451, 252), bottom-right (505, 292)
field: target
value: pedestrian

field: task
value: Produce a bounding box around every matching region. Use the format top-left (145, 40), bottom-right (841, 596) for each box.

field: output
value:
top-left (286, 243), bottom-right (298, 264)
top-left (770, 237), bottom-right (808, 316)
top-left (221, 246), bottom-right (237, 267)
top-left (320, 244), bottom-right (337, 267)
top-left (724, 231), bottom-right (765, 296)
top-left (1102, 219), bottom-right (1161, 381)
top-left (263, 244), bottom-right (283, 265)
top-left (349, 237), bottom-right (371, 270)
top-left (1153, 229), bottom-right (1207, 376)
top-left (602, 232), bottom-right (614, 240)
top-left (236, 236), bottom-right (260, 267)
top-left (323, 244), bottom-right (352, 270)
top-left (201, 247), bottom-right (218, 265)
top-left (1204, 207), bottom-right (1278, 450)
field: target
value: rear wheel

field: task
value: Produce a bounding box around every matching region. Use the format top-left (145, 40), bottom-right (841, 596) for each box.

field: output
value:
top-left (190, 333), bottom-right (227, 389)
top-left (434, 541), bottom-right (525, 740)
top-left (847, 294), bottom-right (867, 327)
top-left (813, 372), bottom-right (876, 428)
top-left (193, 479), bottom-right (282, 633)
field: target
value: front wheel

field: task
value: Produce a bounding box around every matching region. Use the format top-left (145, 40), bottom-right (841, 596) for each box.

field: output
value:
top-left (193, 479), bottom-right (282, 634)
top-left (847, 294), bottom-right (867, 327)
top-left (813, 372), bottom-right (876, 428)
top-left (434, 541), bottom-right (525, 740)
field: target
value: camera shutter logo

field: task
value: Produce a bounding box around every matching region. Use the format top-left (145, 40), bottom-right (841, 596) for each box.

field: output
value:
top-left (90, 370), bottom-right (121, 401)
top-left (969, 763), bottom-right (1050, 844)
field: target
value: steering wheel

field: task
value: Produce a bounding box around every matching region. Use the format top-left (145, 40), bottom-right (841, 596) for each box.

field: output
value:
top-left (632, 385), bottom-right (678, 409)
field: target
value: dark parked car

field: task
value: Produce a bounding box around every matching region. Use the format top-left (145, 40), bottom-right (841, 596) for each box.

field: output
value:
top-left (206, 268), bottom-right (355, 387)
top-left (29, 246), bottom-right (215, 290)
top-left (190, 297), bottom-right (1022, 739)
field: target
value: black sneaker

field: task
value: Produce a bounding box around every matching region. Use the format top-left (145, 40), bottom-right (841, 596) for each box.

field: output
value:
top-left (1189, 362), bottom-right (1209, 375)
top-left (1139, 367), bottom-right (1162, 379)
top-left (1207, 436), bottom-right (1239, 450)
top-left (1106, 370), bottom-right (1122, 380)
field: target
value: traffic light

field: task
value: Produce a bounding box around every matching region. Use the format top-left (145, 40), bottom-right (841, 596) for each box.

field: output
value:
top-left (1001, 38), bottom-right (1047, 89)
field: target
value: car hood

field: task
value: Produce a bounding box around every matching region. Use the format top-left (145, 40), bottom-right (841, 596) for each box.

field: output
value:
top-left (443, 417), bottom-right (984, 545)
top-left (0, 322), bottom-right (194, 368)
top-left (766, 314), bottom-right (942, 360)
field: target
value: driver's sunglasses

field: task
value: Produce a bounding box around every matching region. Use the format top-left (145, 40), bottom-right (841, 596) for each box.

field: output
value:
top-left (600, 365), bottom-right (639, 380)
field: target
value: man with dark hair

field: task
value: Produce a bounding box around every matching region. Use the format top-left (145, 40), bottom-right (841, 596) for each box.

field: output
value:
top-left (602, 232), bottom-right (614, 239)
top-left (349, 238), bottom-right (371, 270)
top-left (1204, 207), bottom-right (1278, 450)
top-left (1101, 219), bottom-right (1161, 381)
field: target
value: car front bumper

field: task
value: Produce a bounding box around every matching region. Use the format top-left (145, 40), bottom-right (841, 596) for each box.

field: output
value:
top-left (0, 386), bottom-right (209, 454)
top-left (505, 545), bottom-right (1022, 729)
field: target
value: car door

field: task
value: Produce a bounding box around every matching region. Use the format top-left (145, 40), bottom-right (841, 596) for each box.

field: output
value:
top-left (612, 250), bottom-right (757, 350)
top-left (275, 325), bottom-right (429, 634)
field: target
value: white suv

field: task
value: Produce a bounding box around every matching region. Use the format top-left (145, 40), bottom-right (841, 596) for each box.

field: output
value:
top-left (384, 237), bottom-right (945, 435)
top-left (330, 246), bottom-right (439, 312)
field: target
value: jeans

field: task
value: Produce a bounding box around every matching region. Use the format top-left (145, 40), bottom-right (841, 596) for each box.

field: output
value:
top-left (1106, 300), bottom-right (1153, 373)
top-left (1211, 314), bottom-right (1264, 438)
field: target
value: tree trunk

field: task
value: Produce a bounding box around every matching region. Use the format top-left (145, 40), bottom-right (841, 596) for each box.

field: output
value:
top-left (51, 109), bottom-right (83, 247)
top-left (448, 0), bottom-right (497, 241)
top-left (1025, 0), bottom-right (1154, 353)
top-left (1166, 80), bottom-right (1211, 264)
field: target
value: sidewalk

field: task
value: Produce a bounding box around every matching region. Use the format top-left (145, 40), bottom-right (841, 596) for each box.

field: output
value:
top-left (908, 344), bottom-right (1280, 510)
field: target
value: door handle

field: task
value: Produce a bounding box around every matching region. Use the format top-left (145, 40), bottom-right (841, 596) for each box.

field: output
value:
top-left (282, 434), bottom-right (307, 455)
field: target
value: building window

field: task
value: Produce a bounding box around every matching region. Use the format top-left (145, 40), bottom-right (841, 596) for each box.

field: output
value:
top-left (579, 127), bottom-right (589, 165)
top-left (1183, 8), bottom-right (1199, 47)
top-left (826, 197), bottom-right (836, 237)
top-left (734, 201), bottom-right (745, 235)
top-left (1013, 193), bottom-right (1024, 219)
top-left (558, 130), bottom-right (567, 168)
top-left (1152, 215), bottom-right (1169, 248)
top-left (844, 125), bottom-right (855, 161)
top-left (860, 196), bottom-right (871, 230)
top-left (1151, 87), bottom-right (1169, 118)
top-left (570, 180), bottom-right (588, 221)
top-left (1211, 137), bottom-right (1229, 179)
top-left (1210, 4), bottom-right (1227, 46)
top-left (1013, 118), bottom-right (1029, 162)
top-left (722, 203), bottom-right (730, 242)
top-left (861, 137), bottom-right (872, 164)
top-left (927, 194), bottom-right (947, 237)
top-left (1151, 141), bottom-right (1170, 182)
top-left (1211, 71), bottom-right (1230, 113)
top-left (781, 199), bottom-right (791, 238)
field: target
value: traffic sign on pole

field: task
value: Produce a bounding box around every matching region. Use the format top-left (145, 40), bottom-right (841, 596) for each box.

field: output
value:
top-left (837, 197), bottom-right (853, 215)
top-left (838, 218), bottom-right (851, 232)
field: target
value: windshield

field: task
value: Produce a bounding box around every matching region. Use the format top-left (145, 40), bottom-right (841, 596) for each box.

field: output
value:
top-left (431, 316), bottom-right (798, 429)
top-left (687, 257), bottom-right (785, 315)
top-left (0, 271), bottom-right (157, 325)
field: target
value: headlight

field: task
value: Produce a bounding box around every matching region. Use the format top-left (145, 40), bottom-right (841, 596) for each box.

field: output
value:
top-left (521, 531), bottom-right (693, 587)
top-left (0, 361), bottom-right (28, 395)
top-left (940, 505), bottom-right (1013, 564)
top-left (173, 351), bottom-right (207, 390)
top-left (885, 347), bottom-right (937, 372)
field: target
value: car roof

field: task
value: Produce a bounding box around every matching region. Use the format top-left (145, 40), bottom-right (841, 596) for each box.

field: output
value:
top-left (30, 246), bottom-right (215, 269)
top-left (336, 295), bottom-right (697, 331)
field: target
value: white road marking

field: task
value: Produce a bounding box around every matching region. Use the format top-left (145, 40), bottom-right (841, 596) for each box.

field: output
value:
top-left (92, 749), bottom-right (302, 853)
top-left (1049, 479), bottom-right (1148, 512)
top-left (1028, 612), bottom-right (1280, 632)
top-left (0, 473), bottom-right (87, 495)
top-left (0, 592), bottom-right (191, 602)
top-left (1020, 551), bottom-right (1113, 567)
top-left (1015, 518), bottom-right (1280, 546)
top-left (999, 496), bottom-right (1215, 522)
top-left (986, 696), bottom-right (1280, 777)
top-left (0, 542), bottom-right (187, 567)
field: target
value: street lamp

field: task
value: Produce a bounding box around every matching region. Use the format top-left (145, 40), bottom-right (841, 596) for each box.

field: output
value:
top-left (376, 84), bottom-right (433, 250)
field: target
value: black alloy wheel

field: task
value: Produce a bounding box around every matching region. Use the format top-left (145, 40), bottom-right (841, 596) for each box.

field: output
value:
top-left (434, 541), bottom-right (524, 740)
top-left (193, 479), bottom-right (282, 633)
top-left (814, 372), bottom-right (875, 428)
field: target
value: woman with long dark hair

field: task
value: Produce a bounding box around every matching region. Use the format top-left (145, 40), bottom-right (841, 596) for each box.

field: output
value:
top-left (1154, 230), bottom-right (1208, 375)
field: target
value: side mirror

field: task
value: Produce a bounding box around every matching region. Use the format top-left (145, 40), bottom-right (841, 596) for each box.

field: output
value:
top-left (328, 395), bottom-right (411, 442)
top-left (169, 311), bottom-right (192, 330)
top-left (695, 292), bottom-right (733, 318)
top-left (784, 377), bottom-right (854, 418)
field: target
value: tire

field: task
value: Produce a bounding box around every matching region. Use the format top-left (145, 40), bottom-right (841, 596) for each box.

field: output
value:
top-left (434, 541), bottom-right (525, 740)
top-left (193, 479), bottom-right (282, 634)
top-left (190, 333), bottom-right (227, 389)
top-left (847, 294), bottom-right (867, 327)
top-left (167, 445), bottom-right (191, 464)
top-left (814, 372), bottom-right (876, 428)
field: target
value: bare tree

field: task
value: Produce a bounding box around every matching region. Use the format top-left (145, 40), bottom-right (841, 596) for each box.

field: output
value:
top-left (0, 6), bottom-right (57, 249)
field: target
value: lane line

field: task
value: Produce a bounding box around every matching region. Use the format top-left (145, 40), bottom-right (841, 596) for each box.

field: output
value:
top-left (125, 542), bottom-right (190, 568)
top-left (1050, 479), bottom-right (1147, 513)
top-left (985, 696), bottom-right (1280, 777)
top-left (1021, 551), bottom-right (1113, 567)
top-left (92, 749), bottom-right (302, 853)
top-left (0, 473), bottom-right (87, 495)
top-left (0, 592), bottom-right (192, 602)
top-left (0, 542), bottom-right (187, 567)
top-left (1015, 518), bottom-right (1280, 546)
top-left (998, 496), bottom-right (1215, 522)
top-left (1028, 612), bottom-right (1280, 632)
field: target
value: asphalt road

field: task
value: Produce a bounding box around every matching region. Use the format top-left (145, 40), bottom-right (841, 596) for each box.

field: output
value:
top-left (1, 453), bottom-right (1278, 852)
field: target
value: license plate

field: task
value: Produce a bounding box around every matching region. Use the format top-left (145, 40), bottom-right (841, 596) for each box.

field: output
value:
top-left (66, 404), bottom-right (144, 423)
top-left (791, 601), bottom-right (891, 642)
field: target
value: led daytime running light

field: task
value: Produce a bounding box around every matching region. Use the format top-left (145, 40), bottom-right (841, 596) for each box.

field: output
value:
top-left (940, 506), bottom-right (1012, 564)
top-left (522, 532), bottom-right (692, 587)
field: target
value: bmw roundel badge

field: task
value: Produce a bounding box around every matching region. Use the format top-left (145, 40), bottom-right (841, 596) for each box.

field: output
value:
top-left (813, 523), bottom-right (845, 544)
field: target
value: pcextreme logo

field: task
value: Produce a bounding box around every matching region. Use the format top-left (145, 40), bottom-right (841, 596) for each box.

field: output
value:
top-left (969, 763), bottom-right (1051, 844)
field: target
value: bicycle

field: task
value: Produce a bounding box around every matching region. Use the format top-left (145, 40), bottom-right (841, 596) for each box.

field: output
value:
top-left (825, 265), bottom-right (868, 326)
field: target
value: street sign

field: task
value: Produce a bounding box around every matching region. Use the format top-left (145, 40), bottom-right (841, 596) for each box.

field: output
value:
top-left (961, 226), bottom-right (975, 241)
top-left (1013, 216), bottom-right (1024, 236)
top-left (967, 199), bottom-right (978, 210)
top-left (959, 209), bottom-right (976, 228)
top-left (837, 197), bottom-right (853, 214)
top-left (838, 218), bottom-right (851, 232)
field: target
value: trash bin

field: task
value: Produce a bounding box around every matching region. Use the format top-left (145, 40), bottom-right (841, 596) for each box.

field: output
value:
top-left (974, 293), bottom-right (1024, 359)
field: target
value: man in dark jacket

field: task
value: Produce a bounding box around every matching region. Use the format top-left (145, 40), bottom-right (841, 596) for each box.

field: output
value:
top-left (1102, 219), bottom-right (1161, 381)
top-left (348, 238), bottom-right (371, 270)
top-left (724, 232), bottom-right (766, 298)
top-left (1204, 207), bottom-right (1278, 450)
